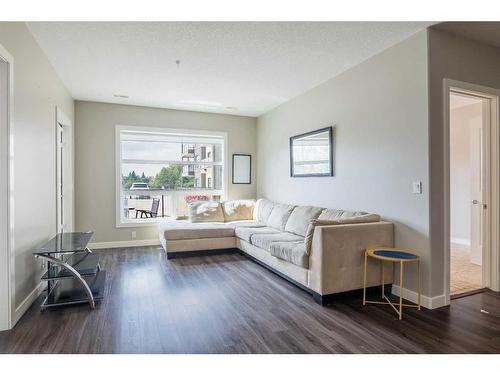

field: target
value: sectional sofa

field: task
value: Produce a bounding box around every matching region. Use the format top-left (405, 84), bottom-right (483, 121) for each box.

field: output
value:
top-left (158, 199), bottom-right (394, 305)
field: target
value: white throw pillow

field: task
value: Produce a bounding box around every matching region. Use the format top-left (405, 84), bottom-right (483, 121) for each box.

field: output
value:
top-left (188, 201), bottom-right (225, 223)
top-left (222, 199), bottom-right (256, 222)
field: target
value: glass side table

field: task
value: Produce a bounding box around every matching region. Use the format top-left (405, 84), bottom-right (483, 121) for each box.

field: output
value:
top-left (33, 231), bottom-right (106, 310)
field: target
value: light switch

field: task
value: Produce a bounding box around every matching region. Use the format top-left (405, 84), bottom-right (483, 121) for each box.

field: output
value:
top-left (412, 181), bottom-right (422, 194)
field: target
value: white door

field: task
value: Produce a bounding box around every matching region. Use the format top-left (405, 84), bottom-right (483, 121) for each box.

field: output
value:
top-left (56, 123), bottom-right (65, 232)
top-left (470, 116), bottom-right (484, 267)
top-left (56, 108), bottom-right (73, 233)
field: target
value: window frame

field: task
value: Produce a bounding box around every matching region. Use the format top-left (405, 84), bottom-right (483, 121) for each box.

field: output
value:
top-left (115, 125), bottom-right (228, 228)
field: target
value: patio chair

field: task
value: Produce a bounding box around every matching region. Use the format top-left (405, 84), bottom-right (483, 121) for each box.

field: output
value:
top-left (136, 198), bottom-right (160, 218)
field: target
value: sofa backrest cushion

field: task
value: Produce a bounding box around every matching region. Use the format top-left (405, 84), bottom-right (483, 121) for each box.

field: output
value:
top-left (222, 199), bottom-right (255, 222)
top-left (284, 206), bottom-right (324, 236)
top-left (267, 203), bottom-right (296, 231)
top-left (254, 199), bottom-right (275, 223)
top-left (318, 208), bottom-right (370, 221)
top-left (188, 201), bottom-right (225, 223)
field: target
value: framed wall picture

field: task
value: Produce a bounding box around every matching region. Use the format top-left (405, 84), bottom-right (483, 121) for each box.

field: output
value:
top-left (232, 154), bottom-right (251, 184)
top-left (290, 126), bottom-right (334, 177)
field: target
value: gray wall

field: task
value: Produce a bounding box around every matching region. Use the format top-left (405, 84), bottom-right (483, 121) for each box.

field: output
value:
top-left (0, 22), bottom-right (74, 306)
top-left (428, 28), bottom-right (500, 296)
top-left (75, 101), bottom-right (257, 243)
top-left (256, 31), bottom-right (431, 294)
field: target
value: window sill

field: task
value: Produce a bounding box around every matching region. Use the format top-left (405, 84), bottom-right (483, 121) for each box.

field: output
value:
top-left (116, 217), bottom-right (174, 228)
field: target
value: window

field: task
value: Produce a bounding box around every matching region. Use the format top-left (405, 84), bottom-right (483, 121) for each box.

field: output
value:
top-left (116, 126), bottom-right (226, 226)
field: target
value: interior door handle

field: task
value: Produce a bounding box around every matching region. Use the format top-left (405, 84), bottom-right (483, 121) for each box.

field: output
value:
top-left (472, 199), bottom-right (487, 209)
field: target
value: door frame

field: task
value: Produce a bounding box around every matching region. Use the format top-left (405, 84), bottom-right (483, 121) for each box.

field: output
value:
top-left (0, 44), bottom-right (15, 331)
top-left (444, 78), bottom-right (500, 305)
top-left (56, 107), bottom-right (73, 233)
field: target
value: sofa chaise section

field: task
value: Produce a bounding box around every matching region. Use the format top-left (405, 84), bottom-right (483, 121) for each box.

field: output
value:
top-left (159, 219), bottom-right (265, 256)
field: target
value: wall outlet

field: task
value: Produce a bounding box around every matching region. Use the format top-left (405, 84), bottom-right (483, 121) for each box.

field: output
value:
top-left (412, 181), bottom-right (422, 194)
top-left (131, 230), bottom-right (137, 239)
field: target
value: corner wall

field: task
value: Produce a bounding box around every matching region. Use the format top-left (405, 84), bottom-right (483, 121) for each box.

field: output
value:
top-left (256, 31), bottom-right (431, 296)
top-left (74, 101), bottom-right (257, 244)
top-left (0, 22), bottom-right (74, 309)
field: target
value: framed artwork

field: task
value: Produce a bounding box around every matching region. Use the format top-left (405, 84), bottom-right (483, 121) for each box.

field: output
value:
top-left (290, 126), bottom-right (333, 177)
top-left (232, 154), bottom-right (251, 184)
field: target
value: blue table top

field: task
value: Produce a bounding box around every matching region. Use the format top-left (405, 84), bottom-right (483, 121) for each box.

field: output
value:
top-left (373, 250), bottom-right (418, 260)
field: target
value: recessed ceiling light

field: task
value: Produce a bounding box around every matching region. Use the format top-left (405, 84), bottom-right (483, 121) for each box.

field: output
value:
top-left (113, 94), bottom-right (129, 99)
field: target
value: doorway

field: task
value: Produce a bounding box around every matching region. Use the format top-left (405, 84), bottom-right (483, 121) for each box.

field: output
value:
top-left (449, 91), bottom-right (488, 297)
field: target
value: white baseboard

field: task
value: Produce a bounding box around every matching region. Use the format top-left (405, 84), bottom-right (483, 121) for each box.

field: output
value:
top-left (391, 284), bottom-right (447, 310)
top-left (451, 237), bottom-right (470, 247)
top-left (13, 282), bottom-right (44, 326)
top-left (89, 239), bottom-right (161, 250)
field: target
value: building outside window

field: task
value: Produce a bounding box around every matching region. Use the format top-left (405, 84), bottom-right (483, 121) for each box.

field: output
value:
top-left (116, 126), bottom-right (226, 226)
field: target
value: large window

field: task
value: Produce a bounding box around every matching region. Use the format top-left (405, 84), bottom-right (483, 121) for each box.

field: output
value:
top-left (116, 126), bottom-right (226, 226)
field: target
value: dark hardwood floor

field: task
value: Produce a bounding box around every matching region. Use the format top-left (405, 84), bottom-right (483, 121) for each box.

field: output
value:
top-left (1, 246), bottom-right (499, 354)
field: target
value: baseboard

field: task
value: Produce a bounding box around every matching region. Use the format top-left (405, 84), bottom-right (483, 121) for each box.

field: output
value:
top-left (391, 284), bottom-right (447, 309)
top-left (451, 237), bottom-right (471, 247)
top-left (13, 282), bottom-right (44, 326)
top-left (89, 239), bottom-right (161, 250)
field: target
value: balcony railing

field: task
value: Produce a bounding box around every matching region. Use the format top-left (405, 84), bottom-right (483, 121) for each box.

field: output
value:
top-left (121, 188), bottom-right (223, 222)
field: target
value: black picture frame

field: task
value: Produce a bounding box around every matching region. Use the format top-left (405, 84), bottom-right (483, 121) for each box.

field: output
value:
top-left (232, 153), bottom-right (252, 184)
top-left (290, 126), bottom-right (334, 177)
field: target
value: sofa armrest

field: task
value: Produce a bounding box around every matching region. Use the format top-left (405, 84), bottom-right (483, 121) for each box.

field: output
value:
top-left (308, 221), bottom-right (394, 295)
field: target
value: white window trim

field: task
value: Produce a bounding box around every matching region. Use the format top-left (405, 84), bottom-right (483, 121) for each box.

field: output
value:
top-left (115, 125), bottom-right (228, 228)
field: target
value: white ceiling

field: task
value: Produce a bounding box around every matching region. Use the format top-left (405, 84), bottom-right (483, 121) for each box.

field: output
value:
top-left (27, 22), bottom-right (432, 117)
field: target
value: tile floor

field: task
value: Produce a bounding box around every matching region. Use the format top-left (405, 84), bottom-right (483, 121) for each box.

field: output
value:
top-left (450, 244), bottom-right (482, 295)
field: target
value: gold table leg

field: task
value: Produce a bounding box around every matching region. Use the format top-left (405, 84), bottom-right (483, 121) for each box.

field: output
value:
top-left (417, 259), bottom-right (421, 310)
top-left (381, 259), bottom-right (385, 298)
top-left (363, 251), bottom-right (368, 306)
top-left (399, 260), bottom-right (404, 320)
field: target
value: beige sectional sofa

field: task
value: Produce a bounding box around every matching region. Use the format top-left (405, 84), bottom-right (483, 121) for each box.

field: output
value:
top-left (158, 199), bottom-right (394, 305)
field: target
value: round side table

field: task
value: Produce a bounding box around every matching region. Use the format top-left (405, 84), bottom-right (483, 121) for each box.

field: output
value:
top-left (363, 247), bottom-right (421, 320)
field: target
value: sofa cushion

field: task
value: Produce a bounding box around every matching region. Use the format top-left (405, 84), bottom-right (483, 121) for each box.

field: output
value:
top-left (234, 226), bottom-right (280, 243)
top-left (269, 242), bottom-right (308, 268)
top-left (304, 214), bottom-right (381, 254)
top-left (254, 199), bottom-right (275, 223)
top-left (222, 199), bottom-right (255, 222)
top-left (250, 232), bottom-right (304, 251)
top-left (267, 204), bottom-right (296, 231)
top-left (188, 201), bottom-right (225, 223)
top-left (225, 220), bottom-right (266, 228)
top-left (284, 206), bottom-right (323, 236)
top-left (159, 221), bottom-right (234, 240)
